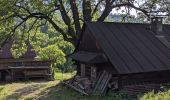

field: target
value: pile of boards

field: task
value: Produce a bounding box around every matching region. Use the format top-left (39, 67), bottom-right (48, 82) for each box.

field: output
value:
top-left (63, 70), bottom-right (113, 95)
top-left (63, 76), bottom-right (92, 95)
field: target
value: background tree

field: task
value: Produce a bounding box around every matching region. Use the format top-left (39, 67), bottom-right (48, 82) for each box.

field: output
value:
top-left (10, 26), bottom-right (74, 72)
top-left (0, 0), bottom-right (169, 46)
top-left (30, 30), bottom-right (74, 72)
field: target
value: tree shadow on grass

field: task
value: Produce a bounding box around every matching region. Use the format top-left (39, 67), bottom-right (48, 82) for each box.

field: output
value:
top-left (36, 82), bottom-right (84, 100)
top-left (4, 81), bottom-right (47, 100)
top-left (36, 82), bottom-right (132, 100)
top-left (36, 82), bottom-right (110, 100)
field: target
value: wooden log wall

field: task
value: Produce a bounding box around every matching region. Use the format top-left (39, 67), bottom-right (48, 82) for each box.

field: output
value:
top-left (110, 73), bottom-right (170, 98)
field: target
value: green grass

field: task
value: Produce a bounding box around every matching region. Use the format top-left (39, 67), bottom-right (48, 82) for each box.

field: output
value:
top-left (139, 90), bottom-right (170, 100)
top-left (3, 72), bottom-right (170, 100)
top-left (0, 72), bottom-right (131, 100)
top-left (54, 71), bottom-right (76, 80)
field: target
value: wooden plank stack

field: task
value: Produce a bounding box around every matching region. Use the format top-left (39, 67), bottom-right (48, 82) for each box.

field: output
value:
top-left (64, 70), bottom-right (112, 95)
top-left (93, 70), bottom-right (112, 95)
top-left (64, 75), bottom-right (92, 94)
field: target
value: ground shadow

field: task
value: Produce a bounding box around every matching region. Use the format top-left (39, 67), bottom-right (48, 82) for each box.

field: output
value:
top-left (36, 82), bottom-right (84, 100)
top-left (2, 80), bottom-right (48, 100)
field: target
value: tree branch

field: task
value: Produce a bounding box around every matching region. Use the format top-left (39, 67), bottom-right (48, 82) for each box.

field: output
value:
top-left (58, 0), bottom-right (75, 38)
top-left (70, 0), bottom-right (81, 35)
top-left (98, 1), bottom-right (150, 22)
top-left (14, 4), bottom-right (31, 14)
top-left (0, 14), bottom-right (18, 22)
top-left (127, 3), bottom-right (149, 17)
top-left (97, 0), bottom-right (115, 21)
top-left (58, 0), bottom-right (71, 25)
top-left (91, 0), bottom-right (104, 16)
top-left (82, 0), bottom-right (92, 21)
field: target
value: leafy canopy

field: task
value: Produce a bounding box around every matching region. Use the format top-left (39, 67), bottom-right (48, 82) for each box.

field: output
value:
top-left (0, 0), bottom-right (169, 46)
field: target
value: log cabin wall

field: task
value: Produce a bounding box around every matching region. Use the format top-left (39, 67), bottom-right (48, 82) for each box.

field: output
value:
top-left (80, 64), bottom-right (96, 78)
top-left (115, 71), bottom-right (170, 98)
top-left (80, 64), bottom-right (98, 83)
top-left (0, 41), bottom-right (52, 81)
top-left (85, 65), bottom-right (91, 77)
top-left (0, 60), bottom-right (51, 81)
top-left (120, 71), bottom-right (170, 86)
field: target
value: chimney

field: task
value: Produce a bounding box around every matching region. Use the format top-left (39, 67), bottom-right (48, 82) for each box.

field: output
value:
top-left (151, 17), bottom-right (163, 35)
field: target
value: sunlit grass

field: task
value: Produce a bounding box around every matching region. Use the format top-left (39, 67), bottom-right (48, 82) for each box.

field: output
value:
top-left (139, 90), bottom-right (170, 100)
top-left (0, 72), bottom-right (71, 100)
top-left (1, 72), bottom-right (170, 100)
top-left (54, 71), bottom-right (76, 80)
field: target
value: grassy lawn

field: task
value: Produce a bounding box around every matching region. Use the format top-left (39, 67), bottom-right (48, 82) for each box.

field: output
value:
top-left (0, 80), bottom-right (129, 100)
top-left (0, 72), bottom-right (169, 100)
top-left (0, 72), bottom-right (129, 100)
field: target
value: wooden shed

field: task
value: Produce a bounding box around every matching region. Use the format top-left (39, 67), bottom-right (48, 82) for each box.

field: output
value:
top-left (67, 17), bottom-right (170, 97)
top-left (0, 41), bottom-right (52, 81)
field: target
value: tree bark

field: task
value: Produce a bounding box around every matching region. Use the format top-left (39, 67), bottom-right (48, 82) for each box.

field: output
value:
top-left (83, 0), bottom-right (92, 21)
top-left (70, 0), bottom-right (81, 36)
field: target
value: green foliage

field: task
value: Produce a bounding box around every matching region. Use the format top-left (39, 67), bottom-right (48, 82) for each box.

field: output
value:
top-left (0, 72), bottom-right (130, 100)
top-left (1, 0), bottom-right (169, 48)
top-left (37, 45), bottom-right (66, 66)
top-left (29, 30), bottom-right (74, 72)
top-left (30, 31), bottom-right (49, 49)
top-left (139, 89), bottom-right (170, 100)
top-left (11, 41), bottom-right (27, 58)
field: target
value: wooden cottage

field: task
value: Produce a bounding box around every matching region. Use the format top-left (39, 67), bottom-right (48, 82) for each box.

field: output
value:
top-left (0, 41), bottom-right (52, 81)
top-left (67, 17), bottom-right (170, 96)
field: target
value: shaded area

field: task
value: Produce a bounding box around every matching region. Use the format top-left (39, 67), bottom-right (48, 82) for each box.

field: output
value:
top-left (5, 84), bottom-right (46, 99)
top-left (0, 80), bottom-right (55, 100)
top-left (37, 82), bottom-right (131, 100)
top-left (2, 79), bottom-right (169, 100)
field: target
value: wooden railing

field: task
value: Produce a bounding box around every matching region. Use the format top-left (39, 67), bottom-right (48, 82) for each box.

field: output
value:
top-left (8, 61), bottom-right (51, 68)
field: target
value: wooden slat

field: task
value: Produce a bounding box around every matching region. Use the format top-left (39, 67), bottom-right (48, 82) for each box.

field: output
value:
top-left (62, 82), bottom-right (89, 95)
top-left (8, 66), bottom-right (49, 69)
top-left (120, 82), bottom-right (170, 98)
top-left (93, 71), bottom-right (112, 95)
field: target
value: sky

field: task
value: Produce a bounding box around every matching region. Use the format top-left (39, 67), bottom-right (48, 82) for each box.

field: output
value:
top-left (111, 0), bottom-right (144, 16)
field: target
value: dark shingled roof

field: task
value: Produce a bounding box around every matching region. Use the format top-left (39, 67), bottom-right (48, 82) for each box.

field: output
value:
top-left (84, 22), bottom-right (170, 74)
top-left (69, 51), bottom-right (107, 64)
top-left (0, 41), bottom-right (36, 59)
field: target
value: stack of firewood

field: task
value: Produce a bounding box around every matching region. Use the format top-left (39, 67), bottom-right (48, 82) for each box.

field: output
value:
top-left (65, 76), bottom-right (92, 94)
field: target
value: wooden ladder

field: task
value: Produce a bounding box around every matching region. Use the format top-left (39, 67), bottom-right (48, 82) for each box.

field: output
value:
top-left (93, 70), bottom-right (112, 95)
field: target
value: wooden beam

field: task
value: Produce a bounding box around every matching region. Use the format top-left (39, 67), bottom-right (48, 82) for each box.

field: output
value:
top-left (62, 82), bottom-right (89, 95)
top-left (8, 66), bottom-right (49, 69)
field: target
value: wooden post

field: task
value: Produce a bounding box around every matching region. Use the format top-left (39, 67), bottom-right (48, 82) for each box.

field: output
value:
top-left (81, 64), bottom-right (85, 77)
top-left (11, 69), bottom-right (14, 81)
top-left (91, 66), bottom-right (97, 87)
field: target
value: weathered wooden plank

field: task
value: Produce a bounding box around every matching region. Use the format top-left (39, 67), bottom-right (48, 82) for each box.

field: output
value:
top-left (62, 82), bottom-right (89, 95)
top-left (8, 66), bottom-right (49, 69)
top-left (93, 71), bottom-right (112, 95)
top-left (93, 71), bottom-right (106, 93)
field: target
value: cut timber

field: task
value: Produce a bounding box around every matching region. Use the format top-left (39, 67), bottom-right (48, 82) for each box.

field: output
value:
top-left (93, 70), bottom-right (112, 95)
top-left (64, 76), bottom-right (92, 94)
top-left (62, 82), bottom-right (89, 95)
